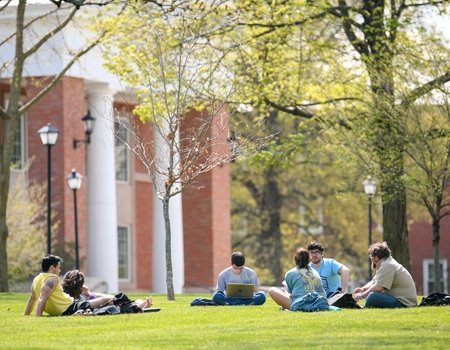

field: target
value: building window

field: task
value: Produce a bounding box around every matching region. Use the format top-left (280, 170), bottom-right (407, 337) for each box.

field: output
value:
top-left (11, 115), bottom-right (25, 170)
top-left (118, 226), bottom-right (131, 280)
top-left (423, 258), bottom-right (448, 294)
top-left (115, 118), bottom-right (129, 182)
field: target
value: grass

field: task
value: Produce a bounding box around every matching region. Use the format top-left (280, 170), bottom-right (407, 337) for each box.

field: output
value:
top-left (1, 293), bottom-right (449, 349)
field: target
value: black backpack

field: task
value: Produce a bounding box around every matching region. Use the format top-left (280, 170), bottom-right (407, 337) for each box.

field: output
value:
top-left (419, 292), bottom-right (450, 307)
top-left (328, 292), bottom-right (362, 309)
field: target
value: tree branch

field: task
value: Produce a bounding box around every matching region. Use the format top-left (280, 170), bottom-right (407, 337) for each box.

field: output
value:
top-left (401, 70), bottom-right (450, 107)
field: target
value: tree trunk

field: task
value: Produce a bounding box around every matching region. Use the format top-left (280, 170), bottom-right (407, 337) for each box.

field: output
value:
top-left (0, 222), bottom-right (8, 291)
top-left (162, 196), bottom-right (175, 300)
top-left (432, 217), bottom-right (441, 293)
top-left (260, 168), bottom-right (283, 285)
top-left (382, 191), bottom-right (411, 271)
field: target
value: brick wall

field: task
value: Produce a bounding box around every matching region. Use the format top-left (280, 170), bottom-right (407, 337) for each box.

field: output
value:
top-left (182, 107), bottom-right (231, 290)
top-left (409, 214), bottom-right (450, 294)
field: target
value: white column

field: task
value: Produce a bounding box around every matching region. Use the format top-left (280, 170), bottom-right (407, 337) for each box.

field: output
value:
top-left (86, 83), bottom-right (118, 293)
top-left (152, 131), bottom-right (185, 293)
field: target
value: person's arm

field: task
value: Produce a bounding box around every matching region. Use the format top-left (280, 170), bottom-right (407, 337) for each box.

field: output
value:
top-left (354, 283), bottom-right (385, 301)
top-left (216, 272), bottom-right (226, 292)
top-left (35, 276), bottom-right (59, 317)
top-left (339, 266), bottom-right (350, 293)
top-left (81, 285), bottom-right (90, 298)
top-left (353, 280), bottom-right (374, 295)
top-left (24, 289), bottom-right (37, 315)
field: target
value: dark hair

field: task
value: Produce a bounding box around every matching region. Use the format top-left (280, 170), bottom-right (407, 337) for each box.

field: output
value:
top-left (307, 241), bottom-right (324, 253)
top-left (61, 270), bottom-right (85, 299)
top-left (41, 255), bottom-right (63, 272)
top-left (294, 248), bottom-right (309, 269)
top-left (231, 252), bottom-right (245, 267)
top-left (369, 241), bottom-right (391, 259)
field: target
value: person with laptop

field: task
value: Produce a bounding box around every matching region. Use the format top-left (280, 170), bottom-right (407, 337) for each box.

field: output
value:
top-left (212, 251), bottom-right (266, 305)
top-left (307, 240), bottom-right (350, 297)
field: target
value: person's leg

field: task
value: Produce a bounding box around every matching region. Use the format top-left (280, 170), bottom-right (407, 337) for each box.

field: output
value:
top-left (251, 291), bottom-right (266, 305)
top-left (365, 292), bottom-right (406, 308)
top-left (268, 287), bottom-right (291, 310)
top-left (88, 295), bottom-right (114, 308)
top-left (135, 297), bottom-right (153, 309)
top-left (212, 290), bottom-right (230, 305)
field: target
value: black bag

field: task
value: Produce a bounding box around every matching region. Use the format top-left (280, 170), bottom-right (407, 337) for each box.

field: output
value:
top-left (419, 292), bottom-right (450, 307)
top-left (63, 300), bottom-right (92, 315)
top-left (112, 293), bottom-right (142, 313)
top-left (190, 298), bottom-right (218, 306)
top-left (94, 305), bottom-right (121, 315)
top-left (328, 292), bottom-right (362, 309)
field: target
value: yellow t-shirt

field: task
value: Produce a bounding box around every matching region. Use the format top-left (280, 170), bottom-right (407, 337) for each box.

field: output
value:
top-left (32, 272), bottom-right (74, 315)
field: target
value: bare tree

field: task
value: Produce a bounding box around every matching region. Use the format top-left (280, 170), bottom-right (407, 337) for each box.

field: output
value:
top-left (104, 2), bottom-right (266, 299)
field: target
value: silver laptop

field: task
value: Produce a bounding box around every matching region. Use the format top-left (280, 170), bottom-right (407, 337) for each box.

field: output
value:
top-left (226, 283), bottom-right (254, 298)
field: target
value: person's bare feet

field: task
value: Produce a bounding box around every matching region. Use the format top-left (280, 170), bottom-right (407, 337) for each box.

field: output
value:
top-left (136, 296), bottom-right (153, 309)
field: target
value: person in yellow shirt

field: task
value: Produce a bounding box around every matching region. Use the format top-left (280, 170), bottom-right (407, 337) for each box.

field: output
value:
top-left (24, 255), bottom-right (122, 316)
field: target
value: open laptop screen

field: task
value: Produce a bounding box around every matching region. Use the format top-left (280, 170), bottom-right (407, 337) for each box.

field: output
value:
top-left (226, 283), bottom-right (254, 298)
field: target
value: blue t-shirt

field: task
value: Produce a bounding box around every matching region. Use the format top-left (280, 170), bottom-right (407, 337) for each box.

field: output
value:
top-left (308, 258), bottom-right (343, 295)
top-left (285, 267), bottom-right (326, 308)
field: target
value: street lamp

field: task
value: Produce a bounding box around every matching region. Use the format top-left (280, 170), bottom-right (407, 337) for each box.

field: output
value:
top-left (38, 123), bottom-right (60, 254)
top-left (363, 175), bottom-right (377, 280)
top-left (73, 110), bottom-right (95, 149)
top-left (67, 169), bottom-right (83, 270)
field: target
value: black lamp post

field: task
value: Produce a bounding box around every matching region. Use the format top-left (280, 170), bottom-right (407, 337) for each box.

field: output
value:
top-left (363, 175), bottom-right (377, 280)
top-left (73, 110), bottom-right (95, 149)
top-left (38, 123), bottom-right (60, 255)
top-left (67, 169), bottom-right (83, 270)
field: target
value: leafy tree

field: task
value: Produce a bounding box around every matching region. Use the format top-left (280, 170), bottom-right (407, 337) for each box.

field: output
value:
top-left (224, 0), bottom-right (450, 270)
top-left (7, 175), bottom-right (47, 284)
top-left (403, 100), bottom-right (450, 292)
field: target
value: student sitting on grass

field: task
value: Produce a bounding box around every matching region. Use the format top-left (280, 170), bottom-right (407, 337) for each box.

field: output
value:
top-left (212, 251), bottom-right (266, 306)
top-left (269, 248), bottom-right (337, 312)
top-left (353, 241), bottom-right (417, 308)
top-left (24, 255), bottom-right (152, 316)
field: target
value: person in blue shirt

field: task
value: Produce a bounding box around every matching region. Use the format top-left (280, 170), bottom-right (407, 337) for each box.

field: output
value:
top-left (307, 241), bottom-right (350, 297)
top-left (268, 248), bottom-right (334, 311)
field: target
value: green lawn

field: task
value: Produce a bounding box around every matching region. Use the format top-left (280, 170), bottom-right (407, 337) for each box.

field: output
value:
top-left (0, 293), bottom-right (449, 349)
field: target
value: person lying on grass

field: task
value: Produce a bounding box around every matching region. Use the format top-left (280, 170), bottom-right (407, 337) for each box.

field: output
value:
top-left (61, 269), bottom-right (151, 311)
top-left (24, 255), bottom-right (152, 316)
top-left (269, 248), bottom-right (338, 312)
top-left (62, 270), bottom-right (114, 301)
